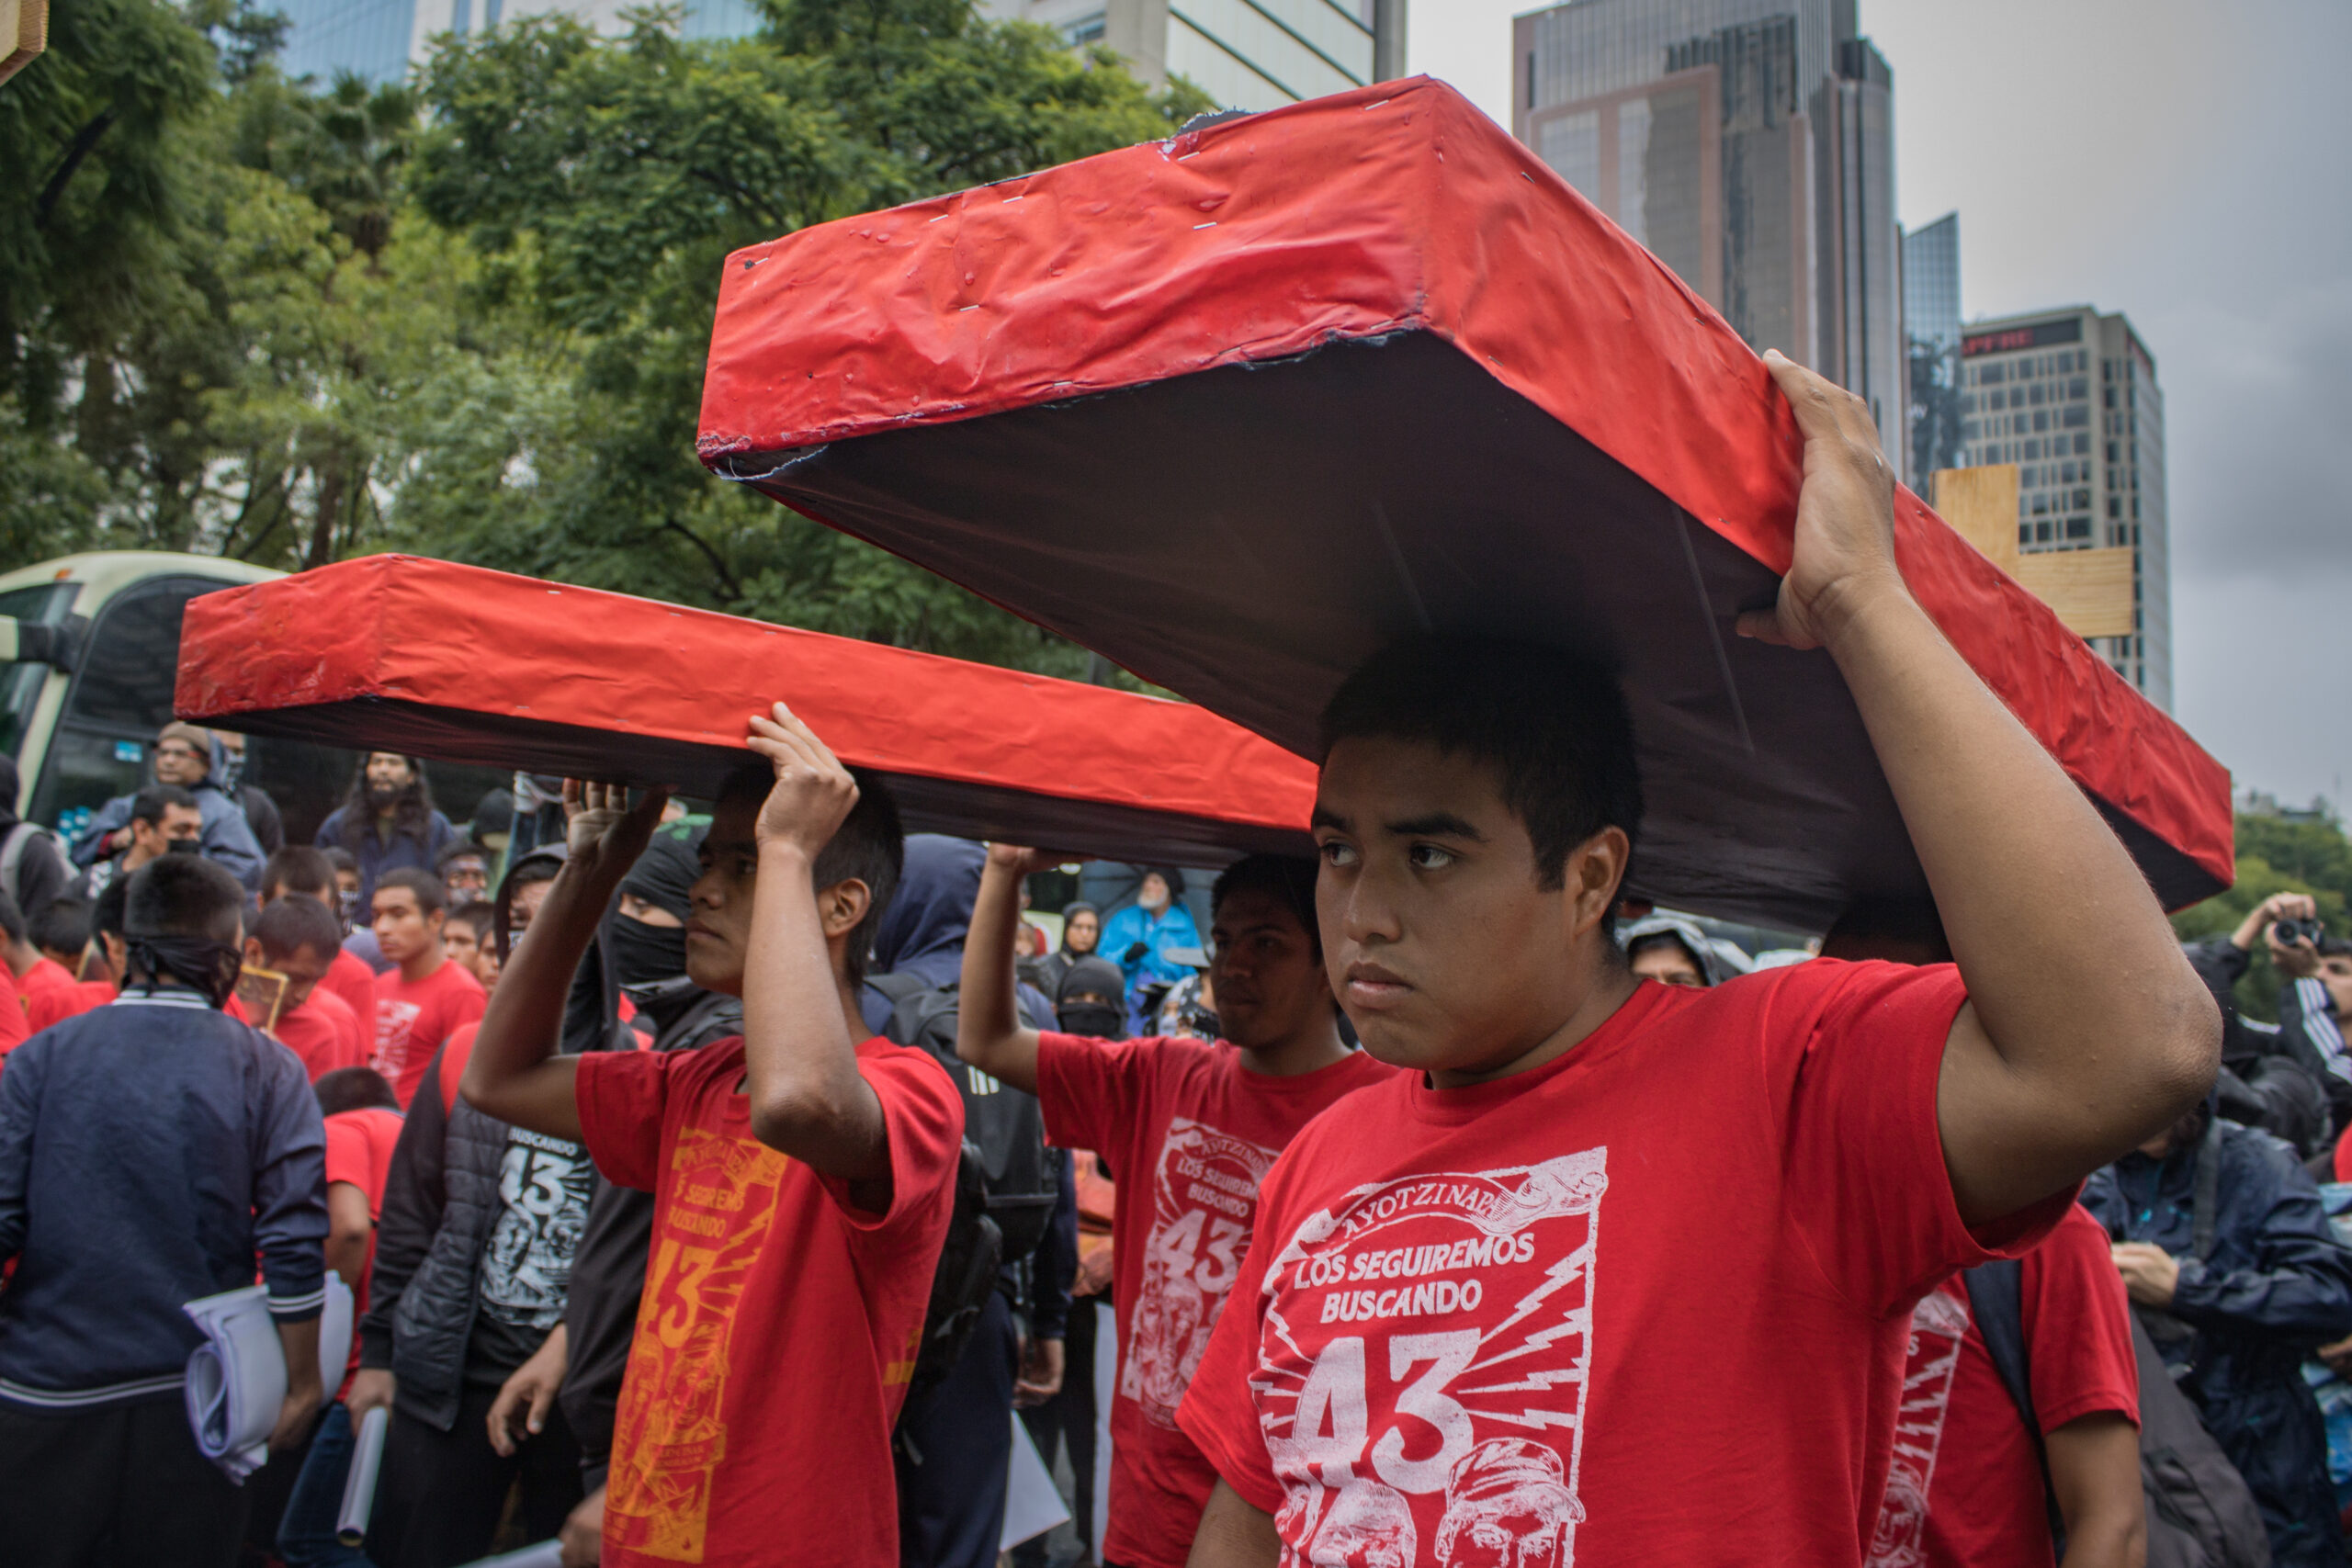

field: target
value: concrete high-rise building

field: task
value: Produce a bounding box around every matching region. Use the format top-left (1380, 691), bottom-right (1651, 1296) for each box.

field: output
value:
top-left (1901, 210), bottom-right (1962, 479)
top-left (1957, 306), bottom-right (2168, 705)
top-left (978, 0), bottom-right (1406, 113)
top-left (277, 0), bottom-right (761, 83)
top-left (1510, 0), bottom-right (1905, 479)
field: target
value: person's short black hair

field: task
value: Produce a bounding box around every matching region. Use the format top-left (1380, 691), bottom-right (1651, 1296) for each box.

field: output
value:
top-left (263, 845), bottom-right (335, 901)
top-left (130, 783), bottom-right (200, 829)
top-left (315, 1066), bottom-right (399, 1117)
top-left (435, 839), bottom-right (489, 874)
top-left (91, 878), bottom-right (129, 940)
top-left (1319, 635), bottom-right (1644, 892)
top-left (32, 897), bottom-right (91, 959)
top-left (1211, 854), bottom-right (1321, 958)
top-left (448, 900), bottom-right (496, 938)
top-left (1819, 897), bottom-right (1953, 965)
top-left (373, 867), bottom-right (447, 915)
top-left (717, 762), bottom-right (904, 988)
top-left (322, 846), bottom-right (358, 874)
top-left (254, 894), bottom-right (343, 964)
top-left (0, 886), bottom-right (24, 949)
top-left (124, 853), bottom-right (243, 943)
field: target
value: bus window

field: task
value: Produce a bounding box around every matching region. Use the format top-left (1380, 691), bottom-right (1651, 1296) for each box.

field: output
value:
top-left (0, 583), bottom-right (74, 761)
top-left (31, 578), bottom-right (215, 835)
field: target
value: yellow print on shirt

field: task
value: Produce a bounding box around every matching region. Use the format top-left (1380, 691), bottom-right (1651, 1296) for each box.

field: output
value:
top-left (605, 1127), bottom-right (791, 1562)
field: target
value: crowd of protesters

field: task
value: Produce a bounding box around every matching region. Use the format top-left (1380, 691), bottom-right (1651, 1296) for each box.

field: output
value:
top-left (2, 355), bottom-right (2352, 1568)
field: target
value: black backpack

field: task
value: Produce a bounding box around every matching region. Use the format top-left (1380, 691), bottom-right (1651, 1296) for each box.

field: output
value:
top-left (1967, 1163), bottom-right (2271, 1568)
top-left (869, 972), bottom-right (1060, 1404)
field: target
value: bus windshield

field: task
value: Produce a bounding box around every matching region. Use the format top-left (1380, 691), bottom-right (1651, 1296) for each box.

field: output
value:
top-left (0, 583), bottom-right (74, 761)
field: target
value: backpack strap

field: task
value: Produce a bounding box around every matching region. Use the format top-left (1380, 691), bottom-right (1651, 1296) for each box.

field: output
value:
top-left (1962, 1262), bottom-right (2066, 1548)
top-left (0, 823), bottom-right (35, 900)
top-left (2192, 1116), bottom-right (2224, 1263)
top-left (865, 971), bottom-right (932, 1047)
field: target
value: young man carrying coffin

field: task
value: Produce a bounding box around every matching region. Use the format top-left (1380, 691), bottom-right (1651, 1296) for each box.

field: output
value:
top-left (1174, 353), bottom-right (2222, 1568)
top-left (462, 708), bottom-right (964, 1568)
top-left (959, 851), bottom-right (1400, 1567)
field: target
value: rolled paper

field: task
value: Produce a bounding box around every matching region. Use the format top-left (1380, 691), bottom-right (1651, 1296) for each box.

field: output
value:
top-left (336, 1404), bottom-right (390, 1546)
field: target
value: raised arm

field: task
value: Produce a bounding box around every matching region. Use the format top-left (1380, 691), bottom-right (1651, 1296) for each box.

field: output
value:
top-left (738, 705), bottom-right (891, 1190)
top-left (1742, 351), bottom-right (2219, 1226)
top-left (462, 782), bottom-right (670, 1144)
top-left (956, 845), bottom-right (1051, 1095)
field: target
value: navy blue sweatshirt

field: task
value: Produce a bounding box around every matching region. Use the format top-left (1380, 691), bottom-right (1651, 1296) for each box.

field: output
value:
top-left (0, 987), bottom-right (327, 1410)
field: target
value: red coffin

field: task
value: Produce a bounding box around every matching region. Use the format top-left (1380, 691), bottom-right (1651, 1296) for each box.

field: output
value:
top-left (175, 556), bottom-right (1317, 866)
top-left (695, 76), bottom-right (2232, 929)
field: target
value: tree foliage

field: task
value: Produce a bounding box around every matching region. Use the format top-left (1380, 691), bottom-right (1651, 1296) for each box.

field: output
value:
top-left (0, 0), bottom-right (1207, 677)
top-left (2173, 810), bottom-right (2352, 1021)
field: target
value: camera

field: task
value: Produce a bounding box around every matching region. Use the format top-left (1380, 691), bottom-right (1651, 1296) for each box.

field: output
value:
top-left (2273, 917), bottom-right (2324, 949)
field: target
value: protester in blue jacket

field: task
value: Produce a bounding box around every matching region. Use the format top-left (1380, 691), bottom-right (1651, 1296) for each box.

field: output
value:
top-left (72, 721), bottom-right (266, 892)
top-left (314, 752), bottom-right (458, 908)
top-left (2084, 1097), bottom-right (2352, 1568)
top-left (1096, 867), bottom-right (1200, 1030)
top-left (0, 853), bottom-right (327, 1565)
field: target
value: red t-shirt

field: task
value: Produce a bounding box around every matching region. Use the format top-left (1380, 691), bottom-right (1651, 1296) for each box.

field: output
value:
top-left (25, 978), bottom-right (111, 1036)
top-left (324, 1105), bottom-right (405, 1393)
top-left (1871, 1205), bottom-right (2139, 1568)
top-left (371, 958), bottom-right (486, 1109)
top-left (14, 955), bottom-right (75, 1022)
top-left (576, 1034), bottom-right (963, 1568)
top-left (322, 947), bottom-right (379, 1026)
top-left (0, 969), bottom-right (26, 1063)
top-left (1175, 962), bottom-right (2075, 1568)
top-left (1036, 1033), bottom-right (1401, 1567)
top-left (276, 987), bottom-right (368, 1082)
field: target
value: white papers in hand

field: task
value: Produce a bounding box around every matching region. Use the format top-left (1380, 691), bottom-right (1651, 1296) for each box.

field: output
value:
top-left (1000, 1409), bottom-right (1071, 1550)
top-left (183, 1285), bottom-right (283, 1482)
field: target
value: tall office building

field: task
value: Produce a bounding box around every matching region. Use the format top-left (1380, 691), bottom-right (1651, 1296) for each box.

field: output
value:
top-left (277, 0), bottom-right (761, 83)
top-left (1901, 210), bottom-right (1962, 479)
top-left (1958, 306), bottom-right (2168, 705)
top-left (977, 0), bottom-right (1406, 114)
top-left (1510, 0), bottom-right (1906, 479)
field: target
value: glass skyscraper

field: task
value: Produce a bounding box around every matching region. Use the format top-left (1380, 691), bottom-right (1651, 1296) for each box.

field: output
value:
top-left (1957, 307), bottom-right (2169, 705)
top-left (1902, 210), bottom-right (1962, 480)
top-left (278, 0), bottom-right (809, 84)
top-left (978, 0), bottom-right (1405, 115)
top-left (1510, 0), bottom-right (1906, 479)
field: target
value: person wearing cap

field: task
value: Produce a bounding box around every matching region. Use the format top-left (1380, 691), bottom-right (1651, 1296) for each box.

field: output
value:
top-left (1099, 867), bottom-right (1202, 1032)
top-left (69, 722), bottom-right (267, 892)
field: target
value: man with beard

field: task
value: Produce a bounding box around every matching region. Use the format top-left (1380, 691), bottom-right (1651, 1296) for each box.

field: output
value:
top-left (316, 753), bottom-right (459, 908)
top-left (959, 852), bottom-right (1399, 1568)
top-left (72, 723), bottom-right (266, 893)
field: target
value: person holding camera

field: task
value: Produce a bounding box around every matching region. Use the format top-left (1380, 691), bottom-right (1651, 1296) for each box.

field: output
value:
top-left (2199, 894), bottom-right (2352, 1141)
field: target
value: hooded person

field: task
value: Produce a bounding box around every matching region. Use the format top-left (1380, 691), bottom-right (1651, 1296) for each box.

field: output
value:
top-left (864, 834), bottom-right (1066, 1568)
top-left (0, 756), bottom-right (70, 928)
top-left (549, 821), bottom-right (748, 1553)
top-left (1055, 955), bottom-right (1128, 1043)
top-left (1622, 913), bottom-right (1723, 989)
top-left (70, 722), bottom-right (266, 892)
top-left (1025, 900), bottom-right (1100, 1001)
top-left (1097, 866), bottom-right (1201, 1032)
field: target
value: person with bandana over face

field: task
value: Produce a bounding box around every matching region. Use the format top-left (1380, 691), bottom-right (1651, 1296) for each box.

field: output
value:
top-left (535, 825), bottom-right (747, 1564)
top-left (0, 853), bottom-right (327, 1564)
top-left (71, 722), bottom-right (267, 893)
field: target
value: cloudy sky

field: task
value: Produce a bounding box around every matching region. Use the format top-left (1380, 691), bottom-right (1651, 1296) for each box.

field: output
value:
top-left (1408, 0), bottom-right (2352, 810)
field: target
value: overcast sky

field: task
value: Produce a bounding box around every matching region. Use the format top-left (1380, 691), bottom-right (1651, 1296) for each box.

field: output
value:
top-left (1408, 0), bottom-right (2352, 811)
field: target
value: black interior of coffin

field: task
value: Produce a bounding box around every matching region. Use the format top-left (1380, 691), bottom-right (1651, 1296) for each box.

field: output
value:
top-left (716, 330), bottom-right (2215, 929)
top-left (214, 698), bottom-right (1306, 869)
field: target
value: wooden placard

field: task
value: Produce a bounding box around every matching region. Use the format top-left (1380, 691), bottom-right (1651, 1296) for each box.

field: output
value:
top-left (1930, 465), bottom-right (2136, 641)
top-left (1, 0), bottom-right (48, 85)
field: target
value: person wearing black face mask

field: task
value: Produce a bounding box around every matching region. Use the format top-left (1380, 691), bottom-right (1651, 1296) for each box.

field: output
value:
top-left (541, 824), bottom-right (746, 1565)
top-left (1056, 955), bottom-right (1128, 1043)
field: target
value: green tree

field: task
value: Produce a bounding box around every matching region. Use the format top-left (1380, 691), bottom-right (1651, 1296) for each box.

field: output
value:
top-left (2172, 810), bottom-right (2352, 1021)
top-left (388, 1), bottom-right (1209, 668)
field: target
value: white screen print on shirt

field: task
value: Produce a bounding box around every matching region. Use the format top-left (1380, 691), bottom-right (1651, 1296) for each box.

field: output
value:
top-left (371, 998), bottom-right (422, 1080)
top-left (1867, 1287), bottom-right (1970, 1568)
top-left (479, 1126), bottom-right (593, 1327)
top-left (1123, 1117), bottom-right (1281, 1428)
top-left (1252, 1150), bottom-right (1607, 1568)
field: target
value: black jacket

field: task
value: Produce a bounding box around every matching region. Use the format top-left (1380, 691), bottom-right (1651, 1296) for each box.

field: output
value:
top-left (356, 1040), bottom-right (513, 1431)
top-left (558, 979), bottom-right (743, 1488)
top-left (2083, 1115), bottom-right (2352, 1568)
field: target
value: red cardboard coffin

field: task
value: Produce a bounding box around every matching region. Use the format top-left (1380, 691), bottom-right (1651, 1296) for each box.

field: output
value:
top-left (695, 76), bottom-right (2231, 930)
top-left (175, 555), bottom-right (1317, 867)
